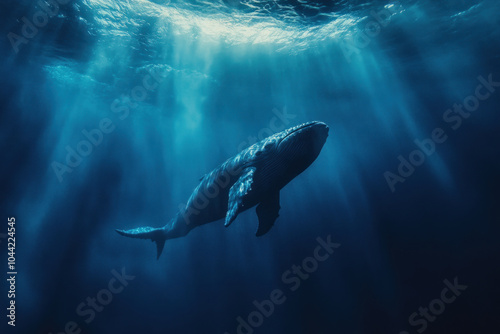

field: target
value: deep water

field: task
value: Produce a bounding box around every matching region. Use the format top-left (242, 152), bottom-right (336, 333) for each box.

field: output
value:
top-left (1, 0), bottom-right (499, 333)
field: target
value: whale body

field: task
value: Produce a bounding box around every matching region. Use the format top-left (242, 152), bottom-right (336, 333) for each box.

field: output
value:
top-left (116, 121), bottom-right (329, 259)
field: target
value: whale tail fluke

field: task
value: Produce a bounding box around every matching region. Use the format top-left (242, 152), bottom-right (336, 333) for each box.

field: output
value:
top-left (116, 226), bottom-right (167, 260)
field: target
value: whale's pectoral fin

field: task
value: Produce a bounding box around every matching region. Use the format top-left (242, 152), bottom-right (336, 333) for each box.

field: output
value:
top-left (255, 191), bottom-right (280, 236)
top-left (225, 167), bottom-right (255, 227)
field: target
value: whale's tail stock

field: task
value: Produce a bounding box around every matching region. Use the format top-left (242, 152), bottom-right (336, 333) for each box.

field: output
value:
top-left (116, 226), bottom-right (167, 260)
top-left (117, 215), bottom-right (189, 260)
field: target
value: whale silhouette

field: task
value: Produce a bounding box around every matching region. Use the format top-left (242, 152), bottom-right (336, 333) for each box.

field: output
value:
top-left (116, 121), bottom-right (329, 259)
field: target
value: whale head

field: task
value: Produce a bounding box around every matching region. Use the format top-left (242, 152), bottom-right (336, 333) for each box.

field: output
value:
top-left (248, 121), bottom-right (329, 187)
top-left (276, 120), bottom-right (329, 165)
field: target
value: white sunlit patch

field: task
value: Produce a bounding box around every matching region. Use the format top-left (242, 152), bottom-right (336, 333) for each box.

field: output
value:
top-left (82, 0), bottom-right (359, 51)
top-left (157, 7), bottom-right (298, 46)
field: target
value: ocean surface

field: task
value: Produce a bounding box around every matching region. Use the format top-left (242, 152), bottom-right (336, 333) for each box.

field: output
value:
top-left (1, 0), bottom-right (499, 333)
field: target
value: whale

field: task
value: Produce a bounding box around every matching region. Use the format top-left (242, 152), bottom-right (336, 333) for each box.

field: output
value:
top-left (116, 121), bottom-right (329, 259)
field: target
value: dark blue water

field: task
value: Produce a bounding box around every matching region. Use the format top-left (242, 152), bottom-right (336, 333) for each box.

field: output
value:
top-left (1, 0), bottom-right (499, 333)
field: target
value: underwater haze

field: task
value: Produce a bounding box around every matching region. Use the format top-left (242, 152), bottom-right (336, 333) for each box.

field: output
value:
top-left (1, 0), bottom-right (500, 333)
